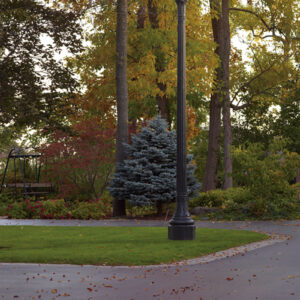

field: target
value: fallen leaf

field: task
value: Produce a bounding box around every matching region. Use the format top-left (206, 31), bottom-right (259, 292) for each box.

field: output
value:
top-left (87, 288), bottom-right (93, 292)
top-left (118, 277), bottom-right (126, 281)
top-left (226, 277), bottom-right (234, 281)
top-left (103, 284), bottom-right (113, 288)
top-left (51, 289), bottom-right (57, 294)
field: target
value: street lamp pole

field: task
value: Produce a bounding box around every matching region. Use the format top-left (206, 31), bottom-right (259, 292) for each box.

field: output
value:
top-left (168, 0), bottom-right (195, 240)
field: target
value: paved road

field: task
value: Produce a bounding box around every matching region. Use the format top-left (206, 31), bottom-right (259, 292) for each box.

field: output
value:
top-left (1, 219), bottom-right (300, 300)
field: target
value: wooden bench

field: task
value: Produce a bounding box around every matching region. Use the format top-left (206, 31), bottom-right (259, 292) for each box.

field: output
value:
top-left (5, 182), bottom-right (53, 197)
top-left (6, 183), bottom-right (52, 188)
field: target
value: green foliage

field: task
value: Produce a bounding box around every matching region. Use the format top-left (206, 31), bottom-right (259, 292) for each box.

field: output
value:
top-left (189, 187), bottom-right (250, 208)
top-left (126, 204), bottom-right (156, 218)
top-left (71, 197), bottom-right (112, 220)
top-left (232, 83), bottom-right (300, 154)
top-left (65, 0), bottom-right (216, 129)
top-left (5, 194), bottom-right (112, 220)
top-left (0, 0), bottom-right (82, 131)
top-left (270, 85), bottom-right (300, 154)
top-left (0, 204), bottom-right (6, 216)
top-left (6, 200), bottom-right (34, 219)
top-left (0, 192), bottom-right (18, 216)
top-left (231, 138), bottom-right (300, 218)
top-left (41, 199), bottom-right (70, 219)
top-left (0, 192), bottom-right (16, 204)
top-left (190, 130), bottom-right (209, 183)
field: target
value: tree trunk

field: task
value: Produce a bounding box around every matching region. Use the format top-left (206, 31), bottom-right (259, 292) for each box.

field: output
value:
top-left (113, 0), bottom-right (128, 217)
top-left (156, 200), bottom-right (163, 217)
top-left (204, 0), bottom-right (232, 191)
top-left (202, 0), bottom-right (222, 192)
top-left (202, 94), bottom-right (221, 191)
top-left (148, 0), bottom-right (170, 123)
top-left (221, 0), bottom-right (232, 189)
top-left (156, 82), bottom-right (170, 122)
top-left (137, 5), bottom-right (146, 29)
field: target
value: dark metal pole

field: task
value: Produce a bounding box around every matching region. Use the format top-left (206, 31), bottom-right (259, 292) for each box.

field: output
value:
top-left (168, 0), bottom-right (195, 240)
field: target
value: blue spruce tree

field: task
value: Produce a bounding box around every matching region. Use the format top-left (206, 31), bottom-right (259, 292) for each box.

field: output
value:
top-left (108, 116), bottom-right (200, 215)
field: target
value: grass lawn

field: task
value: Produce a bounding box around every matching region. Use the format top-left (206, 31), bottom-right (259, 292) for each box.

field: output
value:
top-left (0, 226), bottom-right (268, 266)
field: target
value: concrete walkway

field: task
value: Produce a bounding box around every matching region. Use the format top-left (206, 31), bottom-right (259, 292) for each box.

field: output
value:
top-left (1, 219), bottom-right (300, 299)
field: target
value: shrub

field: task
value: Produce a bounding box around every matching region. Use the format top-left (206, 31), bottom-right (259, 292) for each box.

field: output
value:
top-left (6, 202), bottom-right (28, 219)
top-left (0, 192), bottom-right (21, 204)
top-left (6, 194), bottom-right (112, 220)
top-left (6, 199), bottom-right (40, 219)
top-left (41, 199), bottom-right (70, 219)
top-left (189, 187), bottom-right (250, 209)
top-left (232, 138), bottom-right (300, 218)
top-left (71, 201), bottom-right (107, 219)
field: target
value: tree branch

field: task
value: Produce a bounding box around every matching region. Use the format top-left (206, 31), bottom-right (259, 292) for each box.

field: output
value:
top-left (229, 7), bottom-right (271, 31)
top-left (229, 7), bottom-right (286, 42)
top-left (231, 84), bottom-right (282, 111)
top-left (231, 62), bottom-right (275, 103)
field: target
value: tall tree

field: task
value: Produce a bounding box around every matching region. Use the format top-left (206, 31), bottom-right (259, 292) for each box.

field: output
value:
top-left (203, 0), bottom-right (299, 191)
top-left (203, 0), bottom-right (232, 191)
top-left (221, 0), bottom-right (232, 189)
top-left (113, 0), bottom-right (129, 217)
top-left (202, 0), bottom-right (222, 191)
top-left (66, 0), bottom-right (216, 127)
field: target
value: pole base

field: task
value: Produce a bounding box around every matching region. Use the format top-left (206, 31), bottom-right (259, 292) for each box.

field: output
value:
top-left (168, 224), bottom-right (196, 240)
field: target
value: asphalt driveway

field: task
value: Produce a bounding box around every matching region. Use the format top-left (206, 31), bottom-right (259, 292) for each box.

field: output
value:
top-left (0, 219), bottom-right (299, 300)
